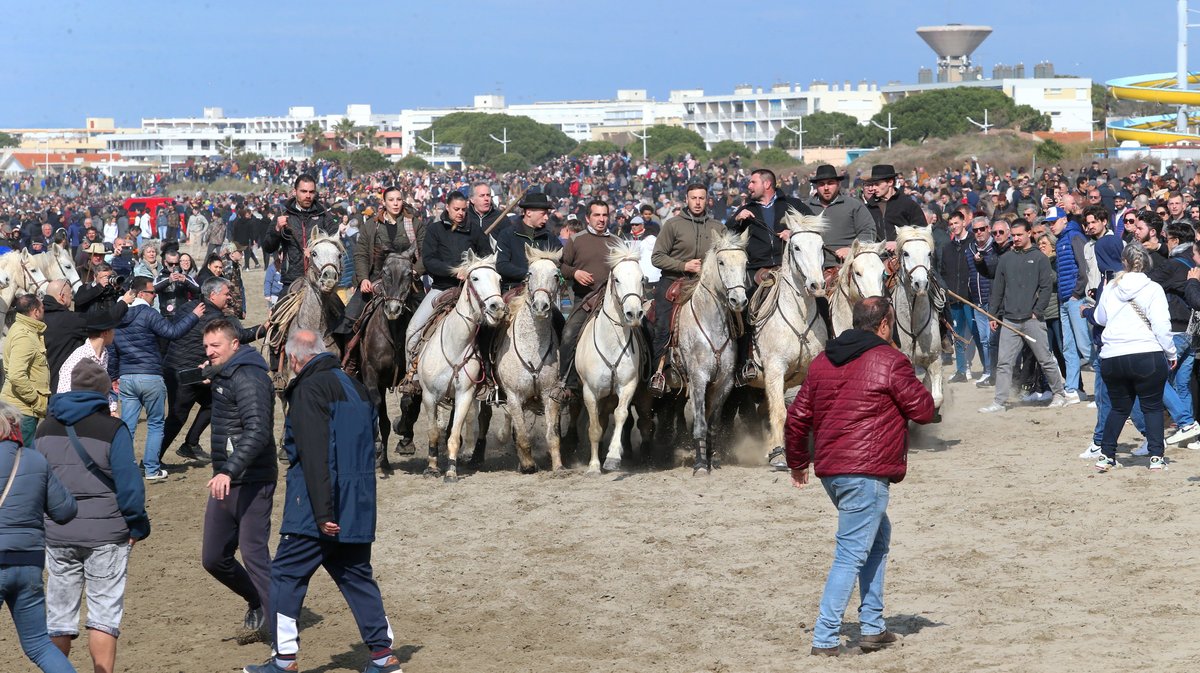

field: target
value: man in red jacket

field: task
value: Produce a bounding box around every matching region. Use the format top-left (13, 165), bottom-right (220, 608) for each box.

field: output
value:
top-left (785, 296), bottom-right (935, 656)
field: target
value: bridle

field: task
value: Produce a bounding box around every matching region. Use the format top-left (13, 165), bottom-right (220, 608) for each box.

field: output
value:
top-left (892, 237), bottom-right (936, 344)
top-left (600, 258), bottom-right (644, 329)
top-left (439, 263), bottom-right (502, 386)
top-left (455, 264), bottom-right (503, 323)
top-left (46, 248), bottom-right (81, 291)
top-left (592, 258), bottom-right (643, 378)
top-left (304, 236), bottom-right (343, 285)
top-left (510, 265), bottom-right (561, 376)
top-left (839, 248), bottom-right (887, 303)
top-left (784, 230), bottom-right (824, 295)
top-left (690, 247), bottom-right (746, 358)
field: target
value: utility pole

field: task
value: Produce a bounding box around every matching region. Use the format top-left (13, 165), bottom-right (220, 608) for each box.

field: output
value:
top-left (870, 113), bottom-right (896, 148)
top-left (416, 129), bottom-right (436, 158)
top-left (489, 127), bottom-right (510, 154)
top-left (967, 109), bottom-right (994, 135)
top-left (781, 116), bottom-right (807, 161)
top-left (631, 127), bottom-right (651, 159)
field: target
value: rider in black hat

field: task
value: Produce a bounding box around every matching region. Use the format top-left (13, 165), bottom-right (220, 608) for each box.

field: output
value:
top-left (863, 164), bottom-right (925, 250)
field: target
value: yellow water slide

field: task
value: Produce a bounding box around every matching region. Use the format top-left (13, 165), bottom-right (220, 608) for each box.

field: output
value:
top-left (1107, 72), bottom-right (1200, 143)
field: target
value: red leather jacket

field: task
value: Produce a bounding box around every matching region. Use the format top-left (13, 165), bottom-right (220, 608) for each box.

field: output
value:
top-left (785, 331), bottom-right (935, 482)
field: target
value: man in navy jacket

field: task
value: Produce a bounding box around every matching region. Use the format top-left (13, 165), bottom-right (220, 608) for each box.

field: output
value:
top-left (244, 329), bottom-right (398, 673)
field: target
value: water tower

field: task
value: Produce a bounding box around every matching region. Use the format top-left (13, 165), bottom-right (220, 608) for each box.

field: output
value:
top-left (917, 24), bottom-right (993, 83)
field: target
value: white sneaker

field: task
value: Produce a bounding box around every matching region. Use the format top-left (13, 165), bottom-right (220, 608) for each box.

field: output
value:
top-left (1079, 443), bottom-right (1102, 460)
top-left (1186, 440), bottom-right (1200, 451)
top-left (1167, 422), bottom-right (1200, 444)
top-left (1149, 456), bottom-right (1168, 471)
top-left (1131, 440), bottom-right (1150, 457)
top-left (144, 469), bottom-right (168, 483)
top-left (1048, 394), bottom-right (1067, 408)
top-left (978, 403), bottom-right (1006, 413)
top-left (1087, 401), bottom-right (1097, 409)
top-left (1062, 390), bottom-right (1081, 405)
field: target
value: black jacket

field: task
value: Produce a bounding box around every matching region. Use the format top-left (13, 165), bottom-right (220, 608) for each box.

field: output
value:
top-left (866, 190), bottom-right (925, 242)
top-left (153, 269), bottom-right (199, 318)
top-left (422, 215), bottom-right (493, 290)
top-left (937, 233), bottom-right (974, 301)
top-left (163, 300), bottom-right (262, 373)
top-left (495, 224), bottom-right (562, 286)
top-left (724, 194), bottom-right (815, 271)
top-left (209, 345), bottom-right (276, 485)
top-left (43, 296), bottom-right (128, 391)
top-left (1147, 245), bottom-right (1194, 332)
top-left (261, 197), bottom-right (338, 286)
top-left (467, 206), bottom-right (504, 237)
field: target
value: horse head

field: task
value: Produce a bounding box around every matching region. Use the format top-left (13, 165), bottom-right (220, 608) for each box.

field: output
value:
top-left (307, 226), bottom-right (344, 293)
top-left (379, 248), bottom-right (415, 321)
top-left (895, 226), bottom-right (934, 296)
top-left (606, 242), bottom-right (645, 327)
top-left (50, 243), bottom-right (82, 290)
top-left (706, 230), bottom-right (749, 311)
top-left (524, 244), bottom-right (562, 318)
top-left (456, 250), bottom-right (507, 327)
top-left (782, 208), bottom-right (828, 297)
top-left (19, 250), bottom-right (48, 294)
top-left (841, 240), bottom-right (888, 301)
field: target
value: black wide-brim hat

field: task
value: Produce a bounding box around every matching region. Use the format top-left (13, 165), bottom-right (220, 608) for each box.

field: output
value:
top-left (85, 310), bottom-right (120, 332)
top-left (518, 192), bottom-right (553, 210)
top-left (865, 164), bottom-right (898, 182)
top-left (809, 164), bottom-right (847, 183)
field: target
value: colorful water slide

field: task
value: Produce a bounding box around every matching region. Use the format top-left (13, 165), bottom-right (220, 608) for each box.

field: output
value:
top-left (1107, 72), bottom-right (1200, 143)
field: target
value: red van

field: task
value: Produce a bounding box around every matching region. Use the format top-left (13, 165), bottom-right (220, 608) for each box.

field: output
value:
top-left (123, 197), bottom-right (181, 238)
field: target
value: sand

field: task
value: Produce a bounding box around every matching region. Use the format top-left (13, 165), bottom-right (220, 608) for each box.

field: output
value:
top-left (3, 257), bottom-right (1199, 673)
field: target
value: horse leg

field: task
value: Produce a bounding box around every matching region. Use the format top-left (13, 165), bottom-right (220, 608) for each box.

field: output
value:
top-left (544, 394), bottom-right (564, 471)
top-left (633, 385), bottom-right (655, 462)
top-left (762, 360), bottom-right (787, 463)
top-left (443, 385), bottom-right (475, 484)
top-left (421, 392), bottom-right (442, 477)
top-left (393, 392), bottom-right (420, 455)
top-left (707, 377), bottom-right (734, 470)
top-left (376, 380), bottom-right (393, 477)
top-left (929, 353), bottom-right (944, 420)
top-left (603, 381), bottom-right (638, 473)
top-left (689, 376), bottom-right (711, 475)
top-left (583, 386), bottom-right (603, 474)
top-left (510, 394), bottom-right (537, 474)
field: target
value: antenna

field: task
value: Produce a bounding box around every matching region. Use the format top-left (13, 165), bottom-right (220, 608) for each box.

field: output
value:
top-left (967, 109), bottom-right (993, 135)
top-left (631, 127), bottom-right (651, 159)
top-left (488, 127), bottom-right (510, 154)
top-left (870, 113), bottom-right (896, 148)
top-left (416, 129), bottom-right (436, 157)
top-left (780, 117), bottom-right (807, 161)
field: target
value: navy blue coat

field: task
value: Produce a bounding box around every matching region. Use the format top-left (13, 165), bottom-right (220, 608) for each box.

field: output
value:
top-left (495, 223), bottom-right (563, 286)
top-left (281, 353), bottom-right (377, 543)
top-left (0, 440), bottom-right (77, 566)
top-left (110, 302), bottom-right (198, 378)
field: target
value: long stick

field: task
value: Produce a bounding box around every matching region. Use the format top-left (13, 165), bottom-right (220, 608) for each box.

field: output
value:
top-left (942, 288), bottom-right (1038, 344)
top-left (483, 187), bottom-right (530, 236)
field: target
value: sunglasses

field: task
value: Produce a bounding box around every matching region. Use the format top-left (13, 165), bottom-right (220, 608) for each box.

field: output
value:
top-left (1124, 218), bottom-right (1136, 223)
top-left (972, 226), bottom-right (988, 232)
top-left (991, 229), bottom-right (1007, 235)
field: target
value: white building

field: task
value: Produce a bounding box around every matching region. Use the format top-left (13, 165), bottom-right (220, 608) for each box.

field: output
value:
top-left (880, 77), bottom-right (1093, 133)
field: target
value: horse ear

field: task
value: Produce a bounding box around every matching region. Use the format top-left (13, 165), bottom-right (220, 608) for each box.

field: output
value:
top-left (524, 243), bottom-right (536, 260)
top-left (310, 225), bottom-right (321, 242)
top-left (462, 248), bottom-right (478, 266)
top-left (735, 229), bottom-right (751, 248)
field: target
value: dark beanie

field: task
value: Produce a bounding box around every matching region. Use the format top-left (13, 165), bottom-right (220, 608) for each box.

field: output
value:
top-left (71, 359), bottom-right (112, 395)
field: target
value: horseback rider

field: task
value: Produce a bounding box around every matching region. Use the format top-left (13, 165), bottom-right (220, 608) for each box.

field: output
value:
top-left (549, 200), bottom-right (621, 402)
top-left (402, 191), bottom-right (492, 384)
top-left (725, 168), bottom-right (816, 383)
top-left (342, 186), bottom-right (413, 333)
top-left (495, 192), bottom-right (563, 292)
top-left (261, 173), bottom-right (339, 290)
top-left (648, 183), bottom-right (724, 396)
top-left (863, 164), bottom-right (924, 251)
top-left (805, 164), bottom-right (876, 269)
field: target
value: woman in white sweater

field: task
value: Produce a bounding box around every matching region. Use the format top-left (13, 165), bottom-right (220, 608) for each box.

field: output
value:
top-left (1093, 242), bottom-right (1176, 472)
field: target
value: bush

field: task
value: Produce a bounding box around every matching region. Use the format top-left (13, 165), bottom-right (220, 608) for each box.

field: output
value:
top-left (416, 112), bottom-right (576, 167)
top-left (395, 154), bottom-right (432, 171)
top-left (349, 148), bottom-right (390, 173)
top-left (486, 152), bottom-right (531, 173)
top-left (709, 140), bottom-right (755, 160)
top-left (1035, 138), bottom-right (1066, 165)
top-left (313, 150), bottom-right (349, 164)
top-left (573, 140), bottom-right (621, 156)
top-left (754, 147), bottom-right (800, 166)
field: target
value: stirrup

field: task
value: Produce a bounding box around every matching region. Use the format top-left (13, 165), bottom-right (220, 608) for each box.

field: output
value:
top-left (548, 382), bottom-right (574, 404)
top-left (737, 361), bottom-right (761, 386)
top-left (397, 375), bottom-right (421, 396)
top-left (767, 446), bottom-right (788, 471)
top-left (649, 371), bottom-right (667, 397)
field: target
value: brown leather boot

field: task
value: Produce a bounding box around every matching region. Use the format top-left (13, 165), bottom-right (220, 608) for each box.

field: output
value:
top-left (810, 645), bottom-right (841, 657)
top-left (859, 631), bottom-right (898, 651)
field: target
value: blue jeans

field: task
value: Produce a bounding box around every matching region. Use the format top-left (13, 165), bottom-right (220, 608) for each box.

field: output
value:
top-left (814, 475), bottom-right (891, 649)
top-left (971, 309), bottom-right (993, 374)
top-left (1130, 376), bottom-right (1195, 432)
top-left (0, 564), bottom-right (77, 673)
top-left (1060, 298), bottom-right (1092, 394)
top-left (1171, 333), bottom-right (1194, 417)
top-left (119, 374), bottom-right (167, 477)
top-left (948, 303), bottom-right (976, 374)
top-left (1092, 350), bottom-right (1110, 445)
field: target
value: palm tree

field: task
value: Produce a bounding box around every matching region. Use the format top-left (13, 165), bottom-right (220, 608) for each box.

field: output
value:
top-left (300, 122), bottom-right (325, 153)
top-left (333, 118), bottom-right (357, 150)
top-left (361, 126), bottom-right (379, 149)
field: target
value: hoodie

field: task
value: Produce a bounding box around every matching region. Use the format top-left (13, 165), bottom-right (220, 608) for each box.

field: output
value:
top-left (824, 328), bottom-right (890, 366)
top-left (36, 391), bottom-right (149, 546)
top-left (1095, 272), bottom-right (1176, 359)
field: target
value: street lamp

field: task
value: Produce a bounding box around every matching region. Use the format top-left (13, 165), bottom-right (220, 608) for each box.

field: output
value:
top-left (870, 113), bottom-right (896, 148)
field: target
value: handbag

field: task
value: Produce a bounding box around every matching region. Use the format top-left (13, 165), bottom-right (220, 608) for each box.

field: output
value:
top-left (0, 449), bottom-right (20, 510)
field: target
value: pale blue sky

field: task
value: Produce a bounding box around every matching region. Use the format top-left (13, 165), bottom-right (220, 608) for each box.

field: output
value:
top-left (0, 0), bottom-right (1177, 126)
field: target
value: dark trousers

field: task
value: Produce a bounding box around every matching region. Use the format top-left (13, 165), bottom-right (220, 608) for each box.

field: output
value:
top-left (162, 369), bottom-right (211, 456)
top-left (202, 481), bottom-right (274, 618)
top-left (270, 535), bottom-right (392, 658)
top-left (339, 289), bottom-right (367, 336)
top-left (558, 295), bottom-right (591, 387)
top-left (1101, 351), bottom-right (1169, 460)
top-left (651, 276), bottom-right (676, 365)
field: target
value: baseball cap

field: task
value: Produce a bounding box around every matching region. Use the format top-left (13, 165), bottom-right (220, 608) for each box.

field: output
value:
top-left (1041, 206), bottom-right (1067, 222)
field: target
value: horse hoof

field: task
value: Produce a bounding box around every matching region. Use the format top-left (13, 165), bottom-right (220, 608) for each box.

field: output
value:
top-left (693, 466), bottom-right (710, 477)
top-left (585, 466), bottom-right (602, 476)
top-left (467, 453), bottom-right (484, 468)
top-left (377, 462), bottom-right (393, 479)
top-left (423, 468), bottom-right (440, 478)
top-left (395, 438), bottom-right (415, 456)
top-left (602, 457), bottom-right (622, 473)
top-left (443, 473), bottom-right (459, 484)
top-left (519, 464), bottom-right (538, 475)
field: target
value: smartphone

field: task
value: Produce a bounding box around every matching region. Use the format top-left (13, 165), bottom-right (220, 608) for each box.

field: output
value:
top-left (176, 367), bottom-right (207, 386)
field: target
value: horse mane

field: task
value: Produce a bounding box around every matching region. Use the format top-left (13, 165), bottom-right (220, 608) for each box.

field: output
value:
top-left (782, 207), bottom-right (827, 234)
top-left (836, 240), bottom-right (887, 285)
top-left (606, 240), bottom-right (642, 267)
top-left (450, 252), bottom-right (498, 278)
top-left (306, 230), bottom-right (345, 254)
top-left (526, 246), bottom-right (563, 264)
top-left (895, 225), bottom-right (934, 250)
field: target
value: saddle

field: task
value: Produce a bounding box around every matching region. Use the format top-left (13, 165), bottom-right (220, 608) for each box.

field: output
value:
top-left (576, 283), bottom-right (606, 314)
top-left (648, 276), bottom-right (698, 327)
top-left (501, 283), bottom-right (525, 306)
top-left (822, 266), bottom-right (838, 291)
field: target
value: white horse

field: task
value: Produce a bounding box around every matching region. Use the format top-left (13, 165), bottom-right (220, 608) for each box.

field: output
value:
top-left (829, 240), bottom-right (889, 337)
top-left (287, 227), bottom-right (346, 354)
top-left (495, 247), bottom-right (564, 473)
top-left (891, 225), bottom-right (944, 411)
top-left (748, 209), bottom-right (829, 468)
top-left (415, 251), bottom-right (507, 482)
top-left (0, 251), bottom-right (48, 330)
top-left (574, 242), bottom-right (648, 474)
top-left (673, 230), bottom-right (749, 475)
top-left (30, 243), bottom-right (82, 291)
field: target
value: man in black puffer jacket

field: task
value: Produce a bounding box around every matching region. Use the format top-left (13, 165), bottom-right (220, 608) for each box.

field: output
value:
top-left (200, 318), bottom-right (276, 640)
top-left (162, 276), bottom-right (265, 464)
top-left (260, 174), bottom-right (338, 289)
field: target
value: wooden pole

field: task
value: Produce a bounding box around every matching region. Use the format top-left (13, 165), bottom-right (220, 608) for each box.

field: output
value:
top-left (942, 288), bottom-right (1038, 343)
top-left (483, 187), bottom-right (530, 236)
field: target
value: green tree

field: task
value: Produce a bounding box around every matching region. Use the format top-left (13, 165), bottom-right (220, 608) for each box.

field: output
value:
top-left (395, 154), bottom-right (432, 171)
top-left (633, 124), bottom-right (705, 159)
top-left (573, 140), bottom-right (620, 156)
top-left (709, 139), bottom-right (755, 159)
top-left (360, 126), bottom-right (379, 149)
top-left (416, 112), bottom-right (576, 166)
top-left (314, 150), bottom-right (349, 164)
top-left (858, 88), bottom-right (1052, 146)
top-left (333, 117), bottom-right (357, 150)
top-left (488, 152), bottom-right (531, 173)
top-left (299, 123), bottom-right (325, 153)
top-left (754, 147), bottom-right (800, 166)
top-left (1035, 138), bottom-right (1065, 165)
top-left (774, 112), bottom-right (862, 149)
top-left (0, 132), bottom-right (18, 148)
top-left (349, 148), bottom-right (390, 173)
